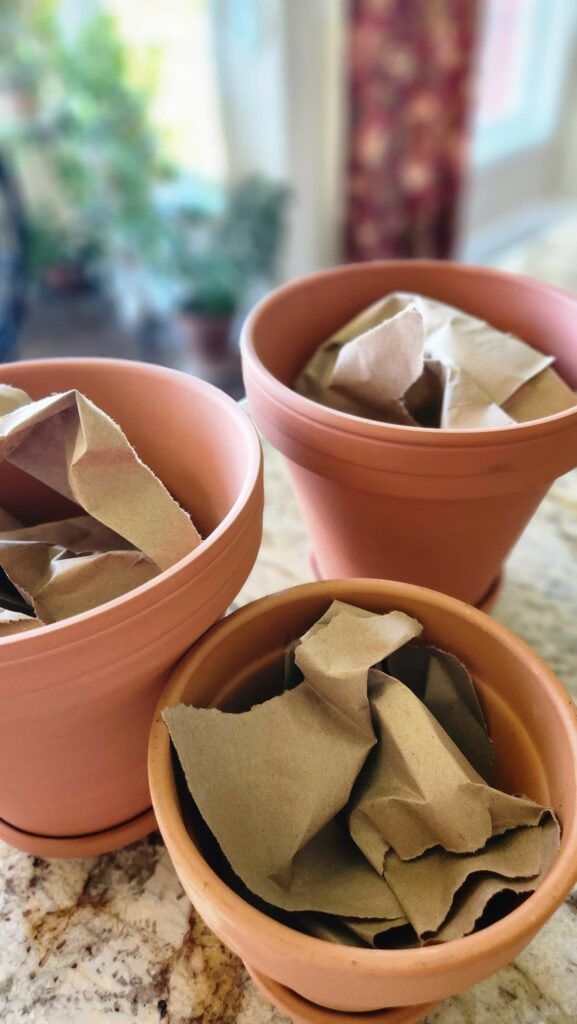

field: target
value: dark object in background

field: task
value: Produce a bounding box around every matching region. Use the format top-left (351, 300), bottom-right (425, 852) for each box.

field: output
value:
top-left (177, 310), bottom-right (232, 363)
top-left (0, 152), bottom-right (27, 361)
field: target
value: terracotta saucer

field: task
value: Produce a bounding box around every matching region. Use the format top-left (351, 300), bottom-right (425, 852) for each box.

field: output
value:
top-left (0, 806), bottom-right (156, 859)
top-left (245, 964), bottom-right (439, 1024)
top-left (308, 552), bottom-right (502, 615)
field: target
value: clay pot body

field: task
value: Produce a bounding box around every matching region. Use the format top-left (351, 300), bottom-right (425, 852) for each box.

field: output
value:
top-left (241, 261), bottom-right (577, 605)
top-left (0, 358), bottom-right (263, 855)
top-left (149, 580), bottom-right (577, 1016)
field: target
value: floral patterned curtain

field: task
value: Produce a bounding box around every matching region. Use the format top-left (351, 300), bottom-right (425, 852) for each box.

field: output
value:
top-left (344, 0), bottom-right (481, 262)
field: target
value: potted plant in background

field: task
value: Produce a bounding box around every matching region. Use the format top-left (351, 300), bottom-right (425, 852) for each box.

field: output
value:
top-left (45, 12), bottom-right (174, 326)
top-left (224, 175), bottom-right (291, 296)
top-left (0, 8), bottom-right (51, 127)
top-left (174, 210), bottom-right (243, 363)
top-left (27, 211), bottom-right (101, 293)
top-left (175, 177), bottom-right (290, 365)
top-left (1, 8), bottom-right (174, 338)
top-left (0, 6), bottom-right (290, 380)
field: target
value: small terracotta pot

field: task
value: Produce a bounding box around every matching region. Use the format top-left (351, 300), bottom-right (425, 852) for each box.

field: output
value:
top-left (240, 261), bottom-right (577, 606)
top-left (178, 311), bottom-right (233, 362)
top-left (149, 579), bottom-right (577, 1018)
top-left (0, 358), bottom-right (263, 857)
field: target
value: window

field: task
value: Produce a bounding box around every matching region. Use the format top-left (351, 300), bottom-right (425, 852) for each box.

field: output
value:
top-left (472, 0), bottom-right (576, 166)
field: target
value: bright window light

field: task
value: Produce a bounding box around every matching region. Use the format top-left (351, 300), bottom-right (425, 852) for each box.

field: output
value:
top-left (103, 0), bottom-right (226, 180)
top-left (472, 0), bottom-right (576, 166)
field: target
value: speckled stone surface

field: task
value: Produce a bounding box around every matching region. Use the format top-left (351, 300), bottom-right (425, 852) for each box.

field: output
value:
top-left (1, 437), bottom-right (576, 1024)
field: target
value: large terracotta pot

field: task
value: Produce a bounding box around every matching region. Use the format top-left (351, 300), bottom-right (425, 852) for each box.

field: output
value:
top-left (0, 358), bottom-right (263, 857)
top-left (240, 261), bottom-right (577, 606)
top-left (148, 580), bottom-right (577, 1020)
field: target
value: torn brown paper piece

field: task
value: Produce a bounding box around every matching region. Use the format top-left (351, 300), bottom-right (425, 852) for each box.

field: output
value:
top-left (440, 365), bottom-right (512, 429)
top-left (0, 510), bottom-right (154, 626)
top-left (166, 602), bottom-right (559, 946)
top-left (294, 602), bottom-right (493, 780)
top-left (0, 508), bottom-right (21, 531)
top-left (339, 817), bottom-right (559, 947)
top-left (349, 671), bottom-right (547, 868)
top-left (386, 644), bottom-right (494, 781)
top-left (0, 384), bottom-right (29, 416)
top-left (433, 816), bottom-right (560, 943)
top-left (0, 386), bottom-right (202, 634)
top-left (348, 671), bottom-right (555, 941)
top-left (0, 513), bottom-right (131, 554)
top-left (0, 541), bottom-right (158, 623)
top-left (404, 817), bottom-right (560, 942)
top-left (0, 387), bottom-right (200, 570)
top-left (503, 364), bottom-right (576, 422)
top-left (295, 292), bottom-right (576, 429)
top-left (164, 607), bottom-right (421, 918)
top-left (328, 306), bottom-right (424, 425)
top-left (0, 608), bottom-right (38, 637)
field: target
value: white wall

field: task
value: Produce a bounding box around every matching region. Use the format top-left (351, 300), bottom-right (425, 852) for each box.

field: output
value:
top-left (210, 0), bottom-right (348, 279)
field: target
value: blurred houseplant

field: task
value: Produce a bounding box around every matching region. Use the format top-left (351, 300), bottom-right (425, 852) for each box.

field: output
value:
top-left (27, 211), bottom-right (101, 292)
top-left (1, 7), bottom-right (172, 319)
top-left (47, 12), bottom-right (174, 323)
top-left (0, 6), bottom-right (51, 125)
top-left (176, 176), bottom-right (290, 360)
top-left (0, 6), bottom-right (290, 357)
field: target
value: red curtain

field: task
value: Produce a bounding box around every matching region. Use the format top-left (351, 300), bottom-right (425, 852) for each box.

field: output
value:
top-left (344, 0), bottom-right (481, 262)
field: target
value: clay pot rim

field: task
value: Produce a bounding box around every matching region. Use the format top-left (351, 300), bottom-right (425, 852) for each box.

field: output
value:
top-left (0, 357), bottom-right (262, 649)
top-left (241, 259), bottom-right (577, 447)
top-left (148, 579), bottom-right (577, 981)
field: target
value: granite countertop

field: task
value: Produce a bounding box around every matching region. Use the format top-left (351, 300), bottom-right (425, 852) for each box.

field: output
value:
top-left (1, 442), bottom-right (577, 1024)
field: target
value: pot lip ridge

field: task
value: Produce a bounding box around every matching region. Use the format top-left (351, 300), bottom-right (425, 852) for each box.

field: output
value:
top-left (148, 578), bottom-right (577, 980)
top-left (240, 259), bottom-right (577, 448)
top-left (0, 357), bottom-right (263, 650)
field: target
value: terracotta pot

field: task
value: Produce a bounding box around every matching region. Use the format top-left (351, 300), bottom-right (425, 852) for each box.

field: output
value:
top-left (246, 964), bottom-right (438, 1023)
top-left (0, 358), bottom-right (263, 857)
top-left (178, 311), bottom-right (233, 362)
top-left (240, 261), bottom-right (577, 606)
top-left (149, 579), bottom-right (577, 1018)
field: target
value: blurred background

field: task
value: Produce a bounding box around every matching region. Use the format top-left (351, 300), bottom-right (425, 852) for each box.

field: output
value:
top-left (1, 0), bottom-right (576, 396)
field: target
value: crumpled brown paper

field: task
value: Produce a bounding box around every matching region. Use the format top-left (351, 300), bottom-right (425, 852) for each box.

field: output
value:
top-left (0, 386), bottom-right (201, 634)
top-left (295, 292), bottom-right (576, 428)
top-left (386, 644), bottom-right (494, 781)
top-left (165, 607), bottom-right (421, 920)
top-left (165, 602), bottom-right (559, 947)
